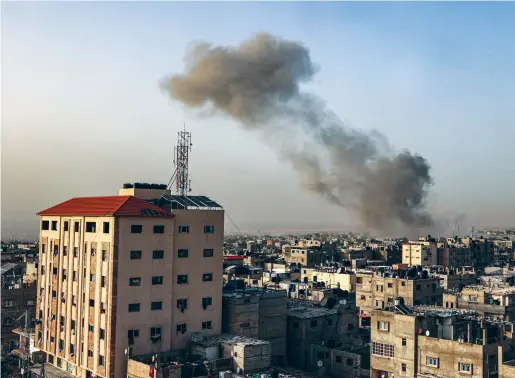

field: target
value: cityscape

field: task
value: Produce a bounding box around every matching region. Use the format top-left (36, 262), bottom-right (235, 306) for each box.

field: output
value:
top-left (2, 2), bottom-right (515, 378)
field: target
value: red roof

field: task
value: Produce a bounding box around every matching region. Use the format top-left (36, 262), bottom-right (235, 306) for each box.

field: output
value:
top-left (224, 255), bottom-right (244, 260)
top-left (37, 196), bottom-right (173, 217)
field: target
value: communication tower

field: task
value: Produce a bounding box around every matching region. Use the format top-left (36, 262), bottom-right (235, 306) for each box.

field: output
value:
top-left (173, 124), bottom-right (192, 196)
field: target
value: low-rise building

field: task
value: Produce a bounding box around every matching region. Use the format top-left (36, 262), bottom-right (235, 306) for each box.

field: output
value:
top-left (402, 241), bottom-right (437, 266)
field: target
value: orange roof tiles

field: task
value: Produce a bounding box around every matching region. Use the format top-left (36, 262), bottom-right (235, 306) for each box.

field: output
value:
top-left (37, 196), bottom-right (173, 217)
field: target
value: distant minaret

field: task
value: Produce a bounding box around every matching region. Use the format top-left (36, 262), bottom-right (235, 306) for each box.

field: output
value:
top-left (173, 124), bottom-right (192, 196)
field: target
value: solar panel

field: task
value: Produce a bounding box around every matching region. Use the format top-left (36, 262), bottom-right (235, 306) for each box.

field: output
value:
top-left (140, 209), bottom-right (169, 217)
top-left (150, 195), bottom-right (222, 210)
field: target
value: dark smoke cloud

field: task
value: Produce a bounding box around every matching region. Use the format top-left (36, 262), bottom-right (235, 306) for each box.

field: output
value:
top-left (160, 33), bottom-right (434, 231)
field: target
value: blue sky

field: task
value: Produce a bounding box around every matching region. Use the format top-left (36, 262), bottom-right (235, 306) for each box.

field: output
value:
top-left (2, 1), bottom-right (514, 238)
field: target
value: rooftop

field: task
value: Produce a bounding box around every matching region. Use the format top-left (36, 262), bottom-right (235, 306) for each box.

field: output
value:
top-left (37, 196), bottom-right (173, 217)
top-left (462, 285), bottom-right (515, 295)
top-left (287, 306), bottom-right (338, 319)
top-left (196, 333), bottom-right (269, 347)
top-left (148, 195), bottom-right (223, 210)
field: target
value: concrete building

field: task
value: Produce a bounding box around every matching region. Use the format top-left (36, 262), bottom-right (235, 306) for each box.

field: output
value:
top-left (222, 286), bottom-right (287, 364)
top-left (443, 285), bottom-right (515, 321)
top-left (284, 247), bottom-right (325, 268)
top-left (35, 186), bottom-right (224, 378)
top-left (355, 270), bottom-right (443, 319)
top-left (498, 345), bottom-right (515, 378)
top-left (1, 262), bottom-right (37, 355)
top-left (370, 300), bottom-right (515, 378)
top-left (402, 242), bottom-right (437, 266)
top-left (301, 268), bottom-right (355, 292)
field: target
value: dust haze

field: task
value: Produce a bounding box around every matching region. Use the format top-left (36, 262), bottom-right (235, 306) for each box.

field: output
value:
top-left (160, 33), bottom-right (434, 233)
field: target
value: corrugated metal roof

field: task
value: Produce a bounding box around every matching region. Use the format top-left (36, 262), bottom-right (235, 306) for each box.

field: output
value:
top-left (1, 263), bottom-right (17, 276)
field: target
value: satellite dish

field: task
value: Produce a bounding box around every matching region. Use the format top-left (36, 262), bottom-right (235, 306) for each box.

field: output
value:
top-left (317, 360), bottom-right (323, 368)
top-left (425, 330), bottom-right (430, 336)
top-left (336, 267), bottom-right (342, 274)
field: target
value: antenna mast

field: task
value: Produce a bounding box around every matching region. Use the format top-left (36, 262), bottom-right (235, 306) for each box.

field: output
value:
top-left (173, 124), bottom-right (192, 196)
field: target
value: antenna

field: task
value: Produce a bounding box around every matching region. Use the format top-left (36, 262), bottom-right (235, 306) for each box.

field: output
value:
top-left (173, 123), bottom-right (192, 196)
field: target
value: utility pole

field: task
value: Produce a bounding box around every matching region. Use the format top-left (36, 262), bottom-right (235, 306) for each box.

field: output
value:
top-left (16, 310), bottom-right (31, 378)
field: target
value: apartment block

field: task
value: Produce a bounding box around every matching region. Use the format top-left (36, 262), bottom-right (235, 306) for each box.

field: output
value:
top-left (355, 270), bottom-right (443, 318)
top-left (301, 268), bottom-right (356, 292)
top-left (284, 247), bottom-right (325, 268)
top-left (35, 187), bottom-right (224, 378)
top-left (370, 300), bottom-right (515, 378)
top-left (402, 242), bottom-right (437, 266)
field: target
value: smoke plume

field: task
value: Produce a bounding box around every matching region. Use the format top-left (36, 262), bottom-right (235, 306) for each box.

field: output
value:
top-left (160, 33), bottom-right (434, 231)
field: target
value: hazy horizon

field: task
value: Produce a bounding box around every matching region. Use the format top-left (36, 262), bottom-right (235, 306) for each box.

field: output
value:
top-left (2, 2), bottom-right (514, 240)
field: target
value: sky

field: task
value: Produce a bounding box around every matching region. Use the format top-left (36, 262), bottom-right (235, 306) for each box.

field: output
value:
top-left (2, 1), bottom-right (515, 239)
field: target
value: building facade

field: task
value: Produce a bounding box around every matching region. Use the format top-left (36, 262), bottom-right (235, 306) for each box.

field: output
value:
top-left (35, 188), bottom-right (224, 378)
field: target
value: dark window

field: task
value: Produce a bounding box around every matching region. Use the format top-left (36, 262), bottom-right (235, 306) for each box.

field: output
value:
top-left (204, 225), bottom-right (215, 234)
top-left (52, 290), bottom-right (57, 298)
top-left (151, 327), bottom-right (161, 337)
top-left (202, 297), bottom-right (212, 308)
top-left (102, 249), bottom-right (107, 261)
top-left (101, 276), bottom-right (106, 288)
top-left (348, 323), bottom-right (355, 330)
top-left (50, 336), bottom-right (55, 343)
top-left (178, 249), bottom-right (188, 258)
top-left (85, 222), bottom-right (96, 233)
top-left (203, 249), bottom-right (214, 257)
top-left (103, 222), bottom-right (110, 234)
top-left (129, 277), bottom-right (141, 286)
top-left (131, 225), bottom-right (143, 234)
top-left (176, 324), bottom-right (186, 333)
top-left (153, 250), bottom-right (164, 259)
top-left (88, 350), bottom-right (93, 358)
top-left (99, 355), bottom-right (105, 366)
top-left (151, 301), bottom-right (163, 311)
top-left (402, 364), bottom-right (406, 372)
top-left (71, 320), bottom-right (76, 330)
top-left (89, 299), bottom-right (95, 307)
top-left (178, 225), bottom-right (189, 233)
top-left (70, 344), bottom-right (75, 355)
top-left (240, 322), bottom-right (250, 328)
top-left (51, 221), bottom-right (58, 231)
top-left (74, 222), bottom-right (79, 232)
top-left (326, 318), bottom-right (333, 326)
top-left (88, 324), bottom-right (94, 333)
top-left (310, 320), bottom-right (317, 328)
top-left (130, 250), bottom-right (142, 260)
top-left (41, 221), bottom-right (49, 230)
top-left (53, 267), bottom-right (58, 275)
top-left (402, 338), bottom-right (407, 347)
top-left (128, 329), bottom-right (140, 339)
top-left (177, 299), bottom-right (188, 311)
top-left (59, 339), bottom-right (64, 350)
top-left (90, 274), bottom-right (95, 282)
top-left (177, 275), bottom-right (188, 284)
top-left (152, 276), bottom-right (163, 285)
top-left (202, 321), bottom-right (212, 330)
top-left (335, 356), bottom-right (342, 363)
top-left (63, 246), bottom-right (68, 256)
top-left (202, 273), bottom-right (213, 282)
top-left (73, 247), bottom-right (78, 257)
top-left (128, 303), bottom-right (140, 312)
top-left (100, 329), bottom-right (105, 340)
top-left (64, 222), bottom-right (69, 232)
top-left (347, 358), bottom-right (354, 366)
top-left (153, 225), bottom-right (165, 234)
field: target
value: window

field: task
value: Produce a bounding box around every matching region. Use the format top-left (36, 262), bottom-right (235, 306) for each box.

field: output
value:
top-left (103, 222), bottom-right (110, 234)
top-left (427, 356), bottom-right (439, 367)
top-left (131, 225), bottom-right (143, 234)
top-left (176, 324), bottom-right (186, 333)
top-left (152, 276), bottom-right (164, 285)
top-left (178, 225), bottom-right (189, 233)
top-left (51, 221), bottom-right (58, 231)
top-left (50, 336), bottom-right (55, 344)
top-left (204, 225), bottom-right (215, 234)
top-left (70, 344), bottom-right (75, 355)
top-left (53, 267), bottom-right (58, 275)
top-left (42, 221), bottom-right (49, 230)
top-left (85, 222), bottom-right (96, 233)
top-left (88, 350), bottom-right (93, 358)
top-left (52, 290), bottom-right (57, 298)
top-left (377, 321), bottom-right (390, 331)
top-left (402, 338), bottom-right (407, 347)
top-left (74, 222), bottom-right (80, 232)
top-left (63, 246), bottom-right (68, 256)
top-left (151, 327), bottom-right (161, 337)
top-left (177, 299), bottom-right (188, 311)
top-left (469, 295), bottom-right (478, 302)
top-left (73, 247), bottom-right (78, 257)
top-left (128, 329), bottom-right (140, 339)
top-left (129, 277), bottom-right (141, 286)
top-left (326, 318), bottom-right (333, 326)
top-left (71, 320), bottom-right (76, 330)
top-left (310, 320), bottom-right (317, 328)
top-left (202, 321), bottom-right (212, 330)
top-left (101, 276), bottom-right (106, 288)
top-left (347, 358), bottom-right (354, 366)
top-left (372, 342), bottom-right (395, 358)
top-left (153, 250), bottom-right (164, 259)
top-left (335, 356), bottom-right (342, 364)
top-left (128, 303), bottom-right (140, 312)
top-left (130, 250), bottom-right (142, 260)
top-left (348, 324), bottom-right (355, 330)
top-left (202, 273), bottom-right (213, 282)
top-left (90, 274), bottom-right (96, 282)
top-left (151, 301), bottom-right (163, 311)
top-left (89, 299), bottom-right (95, 307)
top-left (178, 249), bottom-right (189, 258)
top-left (402, 364), bottom-right (406, 373)
top-left (153, 225), bottom-right (165, 234)
top-left (177, 275), bottom-right (188, 285)
top-left (102, 249), bottom-right (107, 261)
top-left (202, 297), bottom-right (212, 308)
top-left (88, 324), bottom-right (94, 333)
top-left (64, 222), bottom-right (69, 232)
top-left (401, 281), bottom-right (406, 287)
top-left (388, 283), bottom-right (393, 288)
top-left (458, 363), bottom-right (472, 373)
top-left (99, 355), bottom-right (105, 367)
top-left (203, 248), bottom-right (214, 257)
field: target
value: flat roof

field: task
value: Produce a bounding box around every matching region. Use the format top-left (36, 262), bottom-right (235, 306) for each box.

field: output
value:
top-left (196, 333), bottom-right (269, 347)
top-left (148, 195), bottom-right (223, 210)
top-left (287, 306), bottom-right (338, 319)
